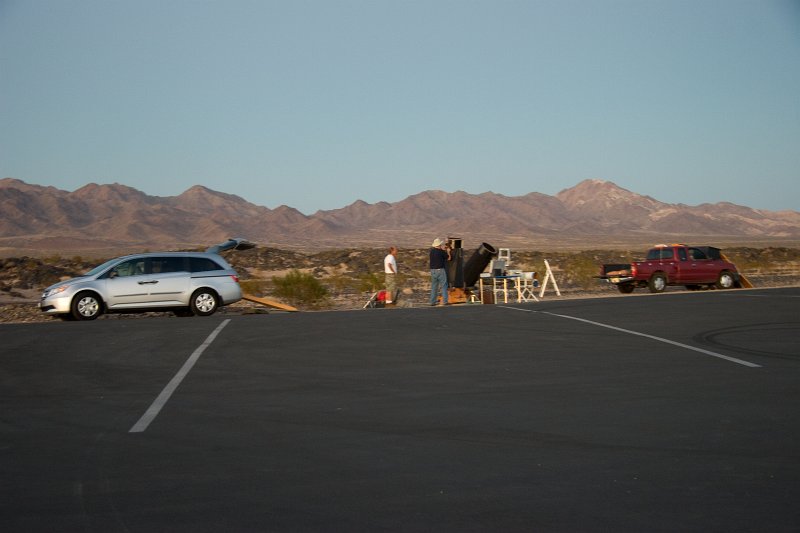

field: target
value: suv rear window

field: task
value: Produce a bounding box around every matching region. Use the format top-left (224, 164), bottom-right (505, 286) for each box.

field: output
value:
top-left (190, 257), bottom-right (224, 272)
top-left (689, 248), bottom-right (708, 260)
top-left (646, 248), bottom-right (674, 260)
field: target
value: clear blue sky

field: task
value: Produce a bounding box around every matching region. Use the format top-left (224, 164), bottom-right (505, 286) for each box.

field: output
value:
top-left (2, 0), bottom-right (799, 214)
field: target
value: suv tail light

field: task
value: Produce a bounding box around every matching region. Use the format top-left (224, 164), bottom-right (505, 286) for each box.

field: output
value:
top-left (631, 264), bottom-right (637, 277)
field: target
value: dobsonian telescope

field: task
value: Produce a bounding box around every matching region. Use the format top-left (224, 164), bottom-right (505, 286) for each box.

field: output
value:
top-left (206, 237), bottom-right (256, 254)
top-left (444, 238), bottom-right (497, 303)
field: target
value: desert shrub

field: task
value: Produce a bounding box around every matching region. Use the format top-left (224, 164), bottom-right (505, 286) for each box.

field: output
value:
top-left (355, 271), bottom-right (420, 293)
top-left (272, 269), bottom-right (328, 306)
top-left (42, 254), bottom-right (63, 264)
top-left (326, 274), bottom-right (359, 293)
top-left (563, 255), bottom-right (604, 289)
top-left (238, 279), bottom-right (271, 295)
top-left (358, 272), bottom-right (384, 293)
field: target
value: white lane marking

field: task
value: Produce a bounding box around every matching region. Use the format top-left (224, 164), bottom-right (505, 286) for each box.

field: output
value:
top-left (129, 319), bottom-right (231, 433)
top-left (721, 293), bottom-right (800, 298)
top-left (497, 306), bottom-right (761, 368)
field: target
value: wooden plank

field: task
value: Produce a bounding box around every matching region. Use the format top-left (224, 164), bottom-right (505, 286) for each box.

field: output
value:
top-left (720, 254), bottom-right (754, 288)
top-left (241, 293), bottom-right (299, 312)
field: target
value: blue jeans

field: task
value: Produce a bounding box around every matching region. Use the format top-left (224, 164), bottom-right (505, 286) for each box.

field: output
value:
top-left (430, 268), bottom-right (448, 305)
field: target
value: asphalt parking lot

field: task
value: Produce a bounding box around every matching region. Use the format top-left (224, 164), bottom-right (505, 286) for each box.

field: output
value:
top-left (2, 287), bottom-right (799, 532)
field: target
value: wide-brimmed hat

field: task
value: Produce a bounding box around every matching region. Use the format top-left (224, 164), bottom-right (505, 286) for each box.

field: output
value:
top-left (431, 238), bottom-right (444, 247)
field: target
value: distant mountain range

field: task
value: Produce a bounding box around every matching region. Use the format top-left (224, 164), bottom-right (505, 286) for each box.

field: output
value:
top-left (1, 177), bottom-right (799, 254)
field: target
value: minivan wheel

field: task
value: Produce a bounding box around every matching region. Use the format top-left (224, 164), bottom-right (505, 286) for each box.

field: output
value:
top-left (190, 289), bottom-right (219, 316)
top-left (71, 291), bottom-right (103, 320)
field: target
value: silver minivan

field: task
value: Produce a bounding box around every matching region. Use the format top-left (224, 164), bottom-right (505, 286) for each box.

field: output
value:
top-left (39, 251), bottom-right (242, 320)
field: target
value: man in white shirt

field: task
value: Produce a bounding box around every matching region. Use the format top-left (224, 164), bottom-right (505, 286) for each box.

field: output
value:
top-left (384, 246), bottom-right (398, 305)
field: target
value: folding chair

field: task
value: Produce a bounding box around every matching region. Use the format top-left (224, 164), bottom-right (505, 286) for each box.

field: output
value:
top-left (518, 272), bottom-right (540, 302)
top-left (363, 290), bottom-right (387, 309)
top-left (492, 276), bottom-right (512, 304)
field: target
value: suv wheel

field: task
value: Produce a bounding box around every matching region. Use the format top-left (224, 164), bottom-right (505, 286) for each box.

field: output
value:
top-left (618, 283), bottom-right (635, 294)
top-left (648, 273), bottom-right (667, 293)
top-left (716, 271), bottom-right (735, 290)
top-left (190, 289), bottom-right (219, 316)
top-left (71, 291), bottom-right (103, 320)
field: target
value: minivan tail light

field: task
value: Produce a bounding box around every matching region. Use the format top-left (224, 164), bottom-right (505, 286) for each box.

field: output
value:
top-left (231, 275), bottom-right (240, 283)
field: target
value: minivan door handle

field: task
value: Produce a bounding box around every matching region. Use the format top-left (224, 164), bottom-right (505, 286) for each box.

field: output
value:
top-left (138, 280), bottom-right (159, 285)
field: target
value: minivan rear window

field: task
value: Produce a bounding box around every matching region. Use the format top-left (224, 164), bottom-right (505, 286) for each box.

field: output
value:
top-left (190, 257), bottom-right (224, 272)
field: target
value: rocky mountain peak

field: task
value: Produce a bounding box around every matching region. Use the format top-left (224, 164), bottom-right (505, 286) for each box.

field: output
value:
top-left (72, 182), bottom-right (149, 203)
top-left (557, 179), bottom-right (665, 215)
top-left (0, 178), bottom-right (798, 253)
top-left (175, 185), bottom-right (249, 207)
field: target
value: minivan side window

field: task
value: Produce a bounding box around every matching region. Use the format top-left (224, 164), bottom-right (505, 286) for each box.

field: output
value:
top-left (110, 258), bottom-right (147, 277)
top-left (151, 257), bottom-right (187, 274)
top-left (190, 257), bottom-right (223, 273)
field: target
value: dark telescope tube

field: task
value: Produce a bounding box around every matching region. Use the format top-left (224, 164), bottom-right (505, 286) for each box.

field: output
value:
top-left (463, 243), bottom-right (498, 287)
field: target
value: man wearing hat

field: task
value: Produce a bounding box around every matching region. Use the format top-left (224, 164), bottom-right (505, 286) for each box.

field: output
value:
top-left (429, 238), bottom-right (451, 306)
